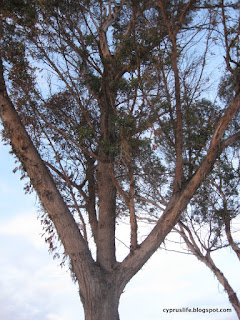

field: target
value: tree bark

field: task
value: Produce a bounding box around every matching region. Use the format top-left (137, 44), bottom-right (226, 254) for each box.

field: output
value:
top-left (205, 255), bottom-right (240, 319)
top-left (80, 273), bottom-right (122, 320)
top-left (224, 212), bottom-right (240, 261)
top-left (96, 161), bottom-right (117, 270)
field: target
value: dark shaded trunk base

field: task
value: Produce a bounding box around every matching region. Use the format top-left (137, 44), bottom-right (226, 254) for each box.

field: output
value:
top-left (80, 279), bottom-right (121, 320)
top-left (83, 301), bottom-right (120, 320)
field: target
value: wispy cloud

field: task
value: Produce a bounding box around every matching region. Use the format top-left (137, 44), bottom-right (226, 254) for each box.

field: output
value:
top-left (0, 212), bottom-right (44, 248)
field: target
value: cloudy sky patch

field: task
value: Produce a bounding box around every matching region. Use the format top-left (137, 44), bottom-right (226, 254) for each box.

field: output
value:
top-left (0, 219), bottom-right (82, 320)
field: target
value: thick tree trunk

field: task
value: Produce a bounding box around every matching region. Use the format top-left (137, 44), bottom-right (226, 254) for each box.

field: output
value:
top-left (79, 271), bottom-right (122, 320)
top-left (81, 288), bottom-right (120, 320)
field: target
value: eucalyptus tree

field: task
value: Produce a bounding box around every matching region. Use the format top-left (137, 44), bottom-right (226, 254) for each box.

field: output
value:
top-left (0, 1), bottom-right (240, 319)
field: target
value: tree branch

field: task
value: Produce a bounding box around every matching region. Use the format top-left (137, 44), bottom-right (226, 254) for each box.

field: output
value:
top-left (45, 161), bottom-right (88, 201)
top-left (221, 131), bottom-right (240, 150)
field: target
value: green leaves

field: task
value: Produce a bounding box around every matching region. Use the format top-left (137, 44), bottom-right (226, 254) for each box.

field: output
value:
top-left (219, 72), bottom-right (238, 104)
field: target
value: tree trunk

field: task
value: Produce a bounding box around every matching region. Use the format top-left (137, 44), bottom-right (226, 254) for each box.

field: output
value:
top-left (82, 290), bottom-right (120, 320)
top-left (79, 272), bottom-right (122, 320)
top-left (96, 161), bottom-right (117, 270)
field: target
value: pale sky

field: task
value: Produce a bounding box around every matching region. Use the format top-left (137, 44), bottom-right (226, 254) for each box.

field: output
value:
top-left (0, 141), bottom-right (239, 320)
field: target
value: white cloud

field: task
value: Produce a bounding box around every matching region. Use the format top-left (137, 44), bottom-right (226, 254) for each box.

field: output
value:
top-left (0, 180), bottom-right (12, 194)
top-left (0, 213), bottom-right (82, 320)
top-left (46, 314), bottom-right (65, 320)
top-left (0, 212), bottom-right (44, 248)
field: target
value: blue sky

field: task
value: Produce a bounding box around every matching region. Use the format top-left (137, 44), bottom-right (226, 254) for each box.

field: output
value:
top-left (0, 140), bottom-right (239, 320)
